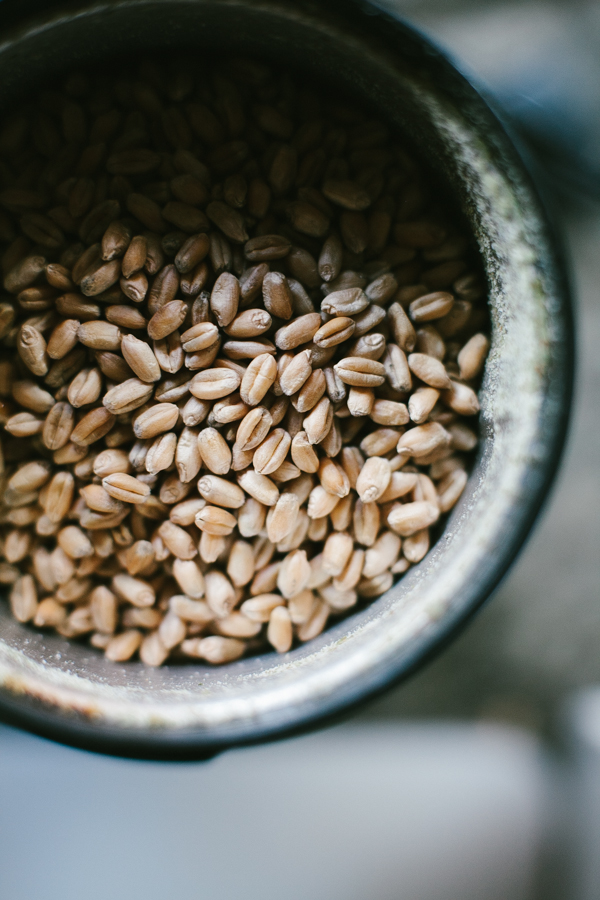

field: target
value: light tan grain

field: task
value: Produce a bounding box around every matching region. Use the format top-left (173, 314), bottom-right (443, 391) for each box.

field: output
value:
top-left (241, 593), bottom-right (285, 622)
top-left (291, 431), bottom-right (319, 473)
top-left (139, 632), bottom-right (168, 667)
top-left (222, 540), bottom-right (255, 588)
top-left (329, 493), bottom-right (353, 532)
top-left (279, 349), bottom-right (311, 397)
top-left (12, 380), bottom-right (54, 414)
top-left (266, 493), bottom-right (299, 544)
top-left (303, 396), bottom-right (332, 445)
top-left (17, 324), bottom-right (48, 376)
top-left (387, 500), bottom-right (440, 536)
top-left (357, 571), bottom-right (393, 597)
top-left (198, 474), bottom-right (245, 508)
top-left (333, 549), bottom-right (365, 592)
top-left (353, 499), bottom-right (380, 546)
top-left (197, 426), bottom-right (231, 475)
top-left (437, 468), bottom-right (468, 512)
top-left (408, 387), bottom-right (440, 424)
top-left (204, 570), bottom-right (236, 618)
top-left (306, 485), bottom-right (339, 519)
top-left (320, 583), bottom-right (358, 611)
top-left (237, 469), bottom-right (279, 506)
top-left (249, 561), bottom-right (280, 596)
top-left (170, 594), bottom-right (213, 624)
top-left (105, 630), bottom-right (142, 662)
top-left (102, 473), bottom-right (150, 504)
top-left (90, 585), bottom-right (118, 634)
top-left (407, 352), bottom-right (452, 389)
top-left (209, 271), bottom-right (239, 327)
top-left (237, 497), bottom-right (267, 537)
top-left (371, 399), bottom-right (410, 427)
top-left (133, 403), bottom-right (179, 440)
top-left (10, 575), bottom-right (38, 623)
top-left (158, 520), bottom-right (197, 559)
top-left (145, 432), bottom-right (177, 474)
top-left (347, 387), bottom-right (374, 417)
top-left (214, 612), bottom-right (262, 639)
top-left (275, 313), bottom-right (321, 350)
top-left (403, 528), bottom-right (430, 563)
top-left (322, 532), bottom-right (354, 577)
top-left (458, 333), bottom-right (489, 380)
top-left (267, 606), bottom-right (292, 653)
top-left (156, 613), bottom-right (187, 651)
top-left (57, 525), bottom-right (93, 559)
top-left (182, 635), bottom-right (245, 664)
top-left (388, 302), bottom-right (416, 352)
top-left (71, 408), bottom-right (116, 451)
top-left (321, 287), bottom-right (369, 317)
top-left (409, 291), bottom-right (454, 322)
top-left (195, 505), bottom-right (237, 536)
top-left (356, 457), bottom-right (391, 502)
top-left (252, 428), bottom-right (290, 476)
top-left (293, 369), bottom-right (326, 414)
top-left (42, 402), bottom-right (76, 450)
top-left (296, 599), bottom-right (329, 642)
top-left (397, 422), bottom-right (451, 459)
top-left (443, 380), bottom-right (480, 416)
top-left (112, 573), bottom-right (155, 608)
top-left (316, 458), bottom-right (348, 499)
top-left (363, 531), bottom-right (401, 578)
top-left (334, 357), bottom-right (385, 388)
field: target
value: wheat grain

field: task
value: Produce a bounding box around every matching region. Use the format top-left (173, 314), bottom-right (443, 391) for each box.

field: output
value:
top-left (0, 54), bottom-right (489, 665)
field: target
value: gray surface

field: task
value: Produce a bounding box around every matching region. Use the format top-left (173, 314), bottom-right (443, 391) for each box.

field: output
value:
top-left (360, 3), bottom-right (600, 732)
top-left (567, 689), bottom-right (600, 900)
top-left (0, 721), bottom-right (546, 900)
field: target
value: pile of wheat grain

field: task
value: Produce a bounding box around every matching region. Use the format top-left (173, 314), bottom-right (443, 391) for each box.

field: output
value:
top-left (0, 57), bottom-right (489, 665)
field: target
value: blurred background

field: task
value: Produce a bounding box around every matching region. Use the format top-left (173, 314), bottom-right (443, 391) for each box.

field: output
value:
top-left (2, 0), bottom-right (600, 898)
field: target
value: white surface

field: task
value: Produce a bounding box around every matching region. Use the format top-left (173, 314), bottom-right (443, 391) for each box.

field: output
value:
top-left (0, 723), bottom-right (545, 900)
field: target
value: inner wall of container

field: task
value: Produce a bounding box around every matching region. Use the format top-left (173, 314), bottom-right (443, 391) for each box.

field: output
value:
top-left (0, 0), bottom-right (501, 694)
top-left (0, 1), bottom-right (473, 215)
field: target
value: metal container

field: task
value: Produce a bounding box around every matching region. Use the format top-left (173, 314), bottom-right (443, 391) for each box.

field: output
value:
top-left (0, 0), bottom-right (572, 758)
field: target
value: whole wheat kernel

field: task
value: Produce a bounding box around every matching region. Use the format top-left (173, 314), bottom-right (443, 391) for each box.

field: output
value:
top-left (322, 532), bottom-right (354, 577)
top-left (195, 505), bottom-right (237, 536)
top-left (387, 501), bottom-right (440, 536)
top-left (403, 529), bottom-right (430, 563)
top-left (356, 457), bottom-right (391, 503)
top-left (253, 429), bottom-right (291, 476)
top-left (443, 380), bottom-right (480, 416)
top-left (240, 593), bottom-right (284, 622)
top-left (105, 629), bottom-right (143, 662)
top-left (458, 333), bottom-right (490, 380)
top-left (320, 584), bottom-right (358, 612)
top-left (407, 353), bottom-right (452, 389)
top-left (267, 606), bottom-right (293, 653)
top-left (267, 493), bottom-right (300, 544)
top-left (397, 422), bottom-right (451, 459)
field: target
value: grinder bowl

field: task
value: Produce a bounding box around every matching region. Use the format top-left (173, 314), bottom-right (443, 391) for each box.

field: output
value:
top-left (0, 0), bottom-right (572, 758)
